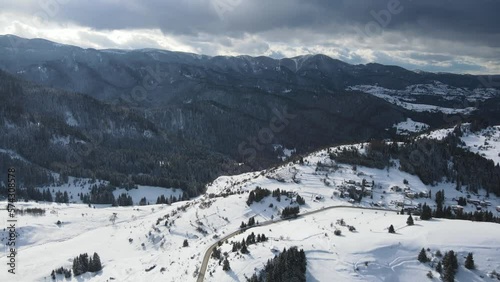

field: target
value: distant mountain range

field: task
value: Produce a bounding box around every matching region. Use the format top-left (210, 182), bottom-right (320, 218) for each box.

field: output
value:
top-left (1, 34), bottom-right (499, 194)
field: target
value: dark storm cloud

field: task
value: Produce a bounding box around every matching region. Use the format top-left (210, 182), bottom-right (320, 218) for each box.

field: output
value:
top-left (3, 0), bottom-right (499, 45)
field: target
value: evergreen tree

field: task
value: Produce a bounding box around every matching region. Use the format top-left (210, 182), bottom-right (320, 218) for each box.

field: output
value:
top-left (222, 259), bottom-right (231, 271)
top-left (248, 216), bottom-right (255, 226)
top-left (388, 224), bottom-right (395, 233)
top-left (232, 242), bottom-right (239, 252)
top-left (442, 264), bottom-right (455, 282)
top-left (465, 252), bottom-right (475, 270)
top-left (92, 252), bottom-right (102, 272)
top-left (88, 257), bottom-right (94, 272)
top-left (247, 191), bottom-right (256, 205)
top-left (296, 195), bottom-right (306, 205)
top-left (183, 239), bottom-right (189, 247)
top-left (448, 251), bottom-right (458, 271)
top-left (241, 239), bottom-right (249, 254)
top-left (80, 253), bottom-right (89, 273)
top-left (45, 189), bottom-right (53, 202)
top-left (418, 248), bottom-right (428, 263)
top-left (73, 257), bottom-right (84, 276)
top-left (436, 261), bottom-right (442, 273)
top-left (435, 190), bottom-right (445, 218)
top-left (442, 250), bottom-right (458, 282)
top-left (211, 247), bottom-right (221, 260)
top-left (420, 203), bottom-right (432, 220)
top-left (407, 214), bottom-right (414, 226)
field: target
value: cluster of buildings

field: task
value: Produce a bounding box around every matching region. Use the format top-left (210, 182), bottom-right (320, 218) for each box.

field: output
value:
top-left (333, 179), bottom-right (373, 201)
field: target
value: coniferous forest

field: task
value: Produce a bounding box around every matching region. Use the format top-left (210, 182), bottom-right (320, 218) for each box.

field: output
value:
top-left (247, 247), bottom-right (307, 282)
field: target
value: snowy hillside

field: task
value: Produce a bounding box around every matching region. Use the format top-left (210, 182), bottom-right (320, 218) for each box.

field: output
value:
top-left (421, 124), bottom-right (500, 165)
top-left (346, 81), bottom-right (499, 114)
top-left (459, 126), bottom-right (500, 165)
top-left (207, 208), bottom-right (500, 282)
top-left (2, 134), bottom-right (500, 281)
top-left (393, 118), bottom-right (430, 135)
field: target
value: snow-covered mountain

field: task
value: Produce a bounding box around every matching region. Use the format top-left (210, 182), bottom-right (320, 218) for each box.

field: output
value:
top-left (2, 125), bottom-right (500, 282)
top-left (3, 35), bottom-right (500, 194)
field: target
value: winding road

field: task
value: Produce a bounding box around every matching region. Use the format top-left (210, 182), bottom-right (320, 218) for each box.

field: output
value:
top-left (196, 205), bottom-right (397, 282)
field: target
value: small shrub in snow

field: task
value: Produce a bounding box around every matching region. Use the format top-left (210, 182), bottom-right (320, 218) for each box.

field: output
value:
top-left (334, 229), bottom-right (341, 236)
top-left (426, 271), bottom-right (433, 279)
top-left (388, 225), bottom-right (395, 233)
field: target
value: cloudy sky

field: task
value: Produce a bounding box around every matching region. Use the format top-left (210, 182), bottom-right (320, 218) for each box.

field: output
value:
top-left (1, 0), bottom-right (499, 74)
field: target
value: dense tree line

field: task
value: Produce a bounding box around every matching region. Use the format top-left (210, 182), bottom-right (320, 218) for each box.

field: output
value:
top-left (281, 206), bottom-right (300, 218)
top-left (4, 187), bottom-right (53, 202)
top-left (84, 184), bottom-right (115, 205)
top-left (116, 193), bottom-right (133, 206)
top-left (54, 191), bottom-right (69, 203)
top-left (247, 247), bottom-right (307, 282)
top-left (420, 203), bottom-right (499, 223)
top-left (247, 186), bottom-right (271, 205)
top-left (230, 233), bottom-right (268, 255)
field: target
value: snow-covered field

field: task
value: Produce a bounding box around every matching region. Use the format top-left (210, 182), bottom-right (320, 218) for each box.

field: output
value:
top-left (1, 126), bottom-right (500, 281)
top-left (208, 208), bottom-right (500, 282)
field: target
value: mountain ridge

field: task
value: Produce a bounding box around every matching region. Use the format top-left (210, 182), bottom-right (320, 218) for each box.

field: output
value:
top-left (1, 35), bottom-right (500, 196)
